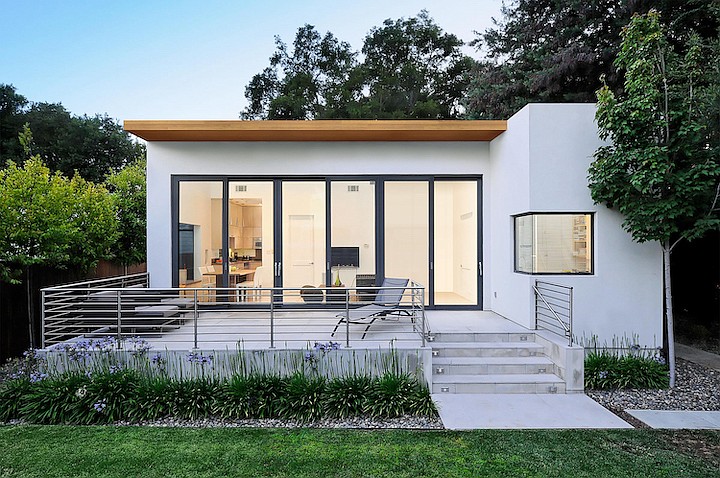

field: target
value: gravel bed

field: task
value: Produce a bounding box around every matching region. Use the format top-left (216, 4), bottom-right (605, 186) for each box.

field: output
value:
top-left (587, 358), bottom-right (720, 414)
top-left (110, 415), bottom-right (444, 429)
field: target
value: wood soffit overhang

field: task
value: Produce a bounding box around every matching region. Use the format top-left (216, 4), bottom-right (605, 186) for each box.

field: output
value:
top-left (123, 120), bottom-right (507, 142)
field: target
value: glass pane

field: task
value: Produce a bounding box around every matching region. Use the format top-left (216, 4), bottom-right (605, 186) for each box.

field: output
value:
top-left (331, 181), bottom-right (375, 294)
top-left (384, 181), bottom-right (429, 304)
top-left (515, 215), bottom-right (533, 273)
top-left (434, 181), bottom-right (477, 305)
top-left (229, 182), bottom-right (273, 302)
top-left (282, 182), bottom-right (326, 294)
top-left (178, 181), bottom-right (223, 291)
top-left (515, 214), bottom-right (592, 273)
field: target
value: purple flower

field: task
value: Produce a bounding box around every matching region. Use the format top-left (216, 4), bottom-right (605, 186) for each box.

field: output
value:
top-left (108, 364), bottom-right (122, 374)
top-left (598, 371), bottom-right (608, 379)
top-left (93, 399), bottom-right (107, 413)
top-left (29, 372), bottom-right (47, 383)
top-left (151, 353), bottom-right (165, 366)
top-left (186, 352), bottom-right (213, 365)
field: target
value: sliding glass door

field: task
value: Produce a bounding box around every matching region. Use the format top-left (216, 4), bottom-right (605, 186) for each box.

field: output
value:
top-left (433, 180), bottom-right (478, 305)
top-left (175, 176), bottom-right (481, 308)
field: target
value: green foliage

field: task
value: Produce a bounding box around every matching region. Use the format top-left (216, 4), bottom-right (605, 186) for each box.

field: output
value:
top-left (322, 375), bottom-right (372, 419)
top-left (590, 11), bottom-right (720, 247)
top-left (19, 373), bottom-right (92, 424)
top-left (278, 373), bottom-right (326, 422)
top-left (167, 378), bottom-right (220, 421)
top-left (86, 369), bottom-right (141, 423)
top-left (105, 159), bottom-right (147, 266)
top-left (241, 11), bottom-right (472, 120)
top-left (0, 378), bottom-right (30, 422)
top-left (465, 1), bottom-right (720, 119)
top-left (0, 155), bottom-right (118, 284)
top-left (364, 373), bottom-right (415, 418)
top-left (129, 376), bottom-right (172, 421)
top-left (585, 351), bottom-right (670, 390)
top-left (0, 84), bottom-right (145, 183)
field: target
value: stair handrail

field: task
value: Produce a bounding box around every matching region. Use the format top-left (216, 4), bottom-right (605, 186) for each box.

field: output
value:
top-left (532, 280), bottom-right (573, 347)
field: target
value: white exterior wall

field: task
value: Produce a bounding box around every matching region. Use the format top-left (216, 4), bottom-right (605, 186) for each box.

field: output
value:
top-left (145, 104), bottom-right (663, 347)
top-left (488, 104), bottom-right (663, 346)
top-left (146, 141), bottom-right (492, 307)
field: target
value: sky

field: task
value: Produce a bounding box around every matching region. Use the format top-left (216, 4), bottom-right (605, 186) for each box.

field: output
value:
top-left (1, 0), bottom-right (504, 121)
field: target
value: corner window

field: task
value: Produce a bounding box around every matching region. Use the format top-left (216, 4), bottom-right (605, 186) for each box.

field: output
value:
top-left (514, 213), bottom-right (593, 274)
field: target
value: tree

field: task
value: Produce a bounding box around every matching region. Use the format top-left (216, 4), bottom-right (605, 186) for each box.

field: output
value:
top-left (241, 25), bottom-right (358, 119)
top-left (465, 0), bottom-right (720, 119)
top-left (241, 12), bottom-right (474, 119)
top-left (357, 10), bottom-right (473, 119)
top-left (106, 159), bottom-right (147, 268)
top-left (0, 126), bottom-right (118, 348)
top-left (0, 85), bottom-right (146, 183)
top-left (588, 11), bottom-right (720, 386)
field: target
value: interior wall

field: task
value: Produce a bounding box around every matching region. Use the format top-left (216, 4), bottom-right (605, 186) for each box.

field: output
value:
top-left (179, 182), bottom-right (220, 280)
top-left (452, 181), bottom-right (477, 302)
top-left (331, 181), bottom-right (375, 287)
top-left (282, 182), bottom-right (326, 287)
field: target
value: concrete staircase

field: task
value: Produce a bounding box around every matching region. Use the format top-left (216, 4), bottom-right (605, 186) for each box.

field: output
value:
top-left (430, 331), bottom-right (569, 394)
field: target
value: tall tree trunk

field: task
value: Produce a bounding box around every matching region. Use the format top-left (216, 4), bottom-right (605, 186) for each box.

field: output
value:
top-left (25, 265), bottom-right (36, 349)
top-left (663, 240), bottom-right (676, 387)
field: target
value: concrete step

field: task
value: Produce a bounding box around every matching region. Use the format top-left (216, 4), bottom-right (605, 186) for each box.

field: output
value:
top-left (432, 356), bottom-right (556, 375)
top-left (431, 342), bottom-right (545, 358)
top-left (430, 332), bottom-right (534, 343)
top-left (432, 373), bottom-right (566, 394)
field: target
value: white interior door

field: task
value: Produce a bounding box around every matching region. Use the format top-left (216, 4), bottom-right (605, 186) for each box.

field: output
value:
top-left (286, 214), bottom-right (316, 286)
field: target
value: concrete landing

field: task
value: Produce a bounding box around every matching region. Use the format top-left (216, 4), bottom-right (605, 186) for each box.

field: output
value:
top-left (626, 410), bottom-right (720, 429)
top-left (433, 393), bottom-right (632, 429)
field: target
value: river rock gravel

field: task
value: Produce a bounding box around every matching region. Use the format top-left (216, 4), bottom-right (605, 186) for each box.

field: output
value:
top-left (586, 358), bottom-right (720, 422)
top-left (112, 415), bottom-right (444, 429)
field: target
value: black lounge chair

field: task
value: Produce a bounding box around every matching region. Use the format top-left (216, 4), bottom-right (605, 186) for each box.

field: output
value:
top-left (331, 277), bottom-right (410, 339)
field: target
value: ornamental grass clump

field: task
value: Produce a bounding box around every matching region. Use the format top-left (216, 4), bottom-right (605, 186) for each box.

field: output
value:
top-left (0, 338), bottom-right (437, 424)
top-left (585, 350), bottom-right (669, 390)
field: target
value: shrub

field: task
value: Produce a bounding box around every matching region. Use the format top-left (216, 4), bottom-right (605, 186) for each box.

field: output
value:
top-left (167, 378), bottom-right (220, 420)
top-left (278, 373), bottom-right (326, 421)
top-left (0, 378), bottom-right (31, 421)
top-left (365, 373), bottom-right (415, 418)
top-left (20, 373), bottom-right (93, 424)
top-left (323, 376), bottom-right (372, 419)
top-left (86, 369), bottom-right (142, 423)
top-left (130, 377), bottom-right (173, 422)
top-left (585, 351), bottom-right (669, 390)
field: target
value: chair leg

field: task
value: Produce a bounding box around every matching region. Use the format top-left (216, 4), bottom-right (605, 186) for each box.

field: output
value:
top-left (331, 319), bottom-right (342, 337)
top-left (360, 317), bottom-right (378, 340)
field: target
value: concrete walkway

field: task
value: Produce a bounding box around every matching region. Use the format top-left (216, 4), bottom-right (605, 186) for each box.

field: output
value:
top-left (676, 343), bottom-right (720, 371)
top-left (622, 344), bottom-right (720, 429)
top-left (433, 393), bottom-right (632, 429)
top-left (626, 410), bottom-right (720, 429)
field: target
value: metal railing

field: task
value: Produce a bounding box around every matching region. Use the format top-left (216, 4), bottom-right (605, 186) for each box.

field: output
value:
top-left (42, 277), bottom-right (428, 350)
top-left (533, 280), bottom-right (573, 346)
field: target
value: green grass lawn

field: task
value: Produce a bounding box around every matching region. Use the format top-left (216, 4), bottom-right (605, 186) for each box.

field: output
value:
top-left (0, 426), bottom-right (718, 477)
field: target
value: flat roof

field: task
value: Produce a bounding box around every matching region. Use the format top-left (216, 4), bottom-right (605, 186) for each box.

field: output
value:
top-left (123, 119), bottom-right (507, 142)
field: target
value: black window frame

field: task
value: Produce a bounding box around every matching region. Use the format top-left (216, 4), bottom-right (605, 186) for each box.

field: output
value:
top-left (512, 212), bottom-right (595, 275)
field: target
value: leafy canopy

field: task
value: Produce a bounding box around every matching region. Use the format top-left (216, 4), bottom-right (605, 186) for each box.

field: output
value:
top-left (0, 127), bottom-right (118, 283)
top-left (106, 159), bottom-right (147, 266)
top-left (241, 11), bottom-right (473, 120)
top-left (0, 84), bottom-right (145, 183)
top-left (465, 0), bottom-right (720, 119)
top-left (588, 10), bottom-right (720, 246)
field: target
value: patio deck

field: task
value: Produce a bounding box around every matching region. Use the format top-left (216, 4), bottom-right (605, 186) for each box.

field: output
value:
top-left (134, 310), bottom-right (523, 351)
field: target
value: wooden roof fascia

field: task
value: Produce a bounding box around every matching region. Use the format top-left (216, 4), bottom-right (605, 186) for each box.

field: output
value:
top-left (123, 120), bottom-right (507, 142)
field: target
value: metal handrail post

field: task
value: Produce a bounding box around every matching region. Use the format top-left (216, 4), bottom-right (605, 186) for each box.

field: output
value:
top-left (116, 290), bottom-right (122, 348)
top-left (193, 289), bottom-right (199, 350)
top-left (421, 288), bottom-right (426, 348)
top-left (345, 288), bottom-right (350, 348)
top-left (269, 288), bottom-right (275, 348)
top-left (40, 290), bottom-right (46, 349)
top-left (568, 287), bottom-right (574, 347)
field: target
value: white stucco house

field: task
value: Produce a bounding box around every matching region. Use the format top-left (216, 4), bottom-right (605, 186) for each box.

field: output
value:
top-left (116, 103), bottom-right (665, 394)
top-left (124, 103), bottom-right (662, 348)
